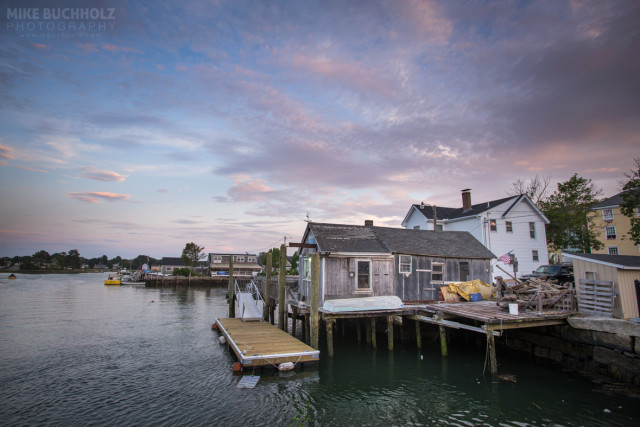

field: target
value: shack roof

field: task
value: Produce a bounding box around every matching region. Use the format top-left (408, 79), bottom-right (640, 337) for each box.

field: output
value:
top-left (305, 222), bottom-right (495, 259)
top-left (563, 252), bottom-right (640, 270)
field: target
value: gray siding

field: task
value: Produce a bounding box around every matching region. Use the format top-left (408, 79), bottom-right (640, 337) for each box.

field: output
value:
top-left (323, 256), bottom-right (394, 302)
top-left (393, 255), bottom-right (492, 302)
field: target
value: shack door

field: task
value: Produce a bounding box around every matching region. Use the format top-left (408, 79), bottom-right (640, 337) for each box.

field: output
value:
top-left (416, 259), bottom-right (438, 301)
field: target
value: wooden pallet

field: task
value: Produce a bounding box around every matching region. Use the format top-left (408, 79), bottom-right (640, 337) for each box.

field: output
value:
top-left (215, 318), bottom-right (319, 368)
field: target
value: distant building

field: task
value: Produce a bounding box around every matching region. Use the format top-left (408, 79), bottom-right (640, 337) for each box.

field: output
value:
top-left (589, 192), bottom-right (640, 256)
top-left (208, 253), bottom-right (261, 277)
top-left (402, 189), bottom-right (550, 281)
top-left (160, 257), bottom-right (184, 275)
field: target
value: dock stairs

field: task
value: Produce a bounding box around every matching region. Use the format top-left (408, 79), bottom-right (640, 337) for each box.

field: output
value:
top-left (234, 280), bottom-right (264, 321)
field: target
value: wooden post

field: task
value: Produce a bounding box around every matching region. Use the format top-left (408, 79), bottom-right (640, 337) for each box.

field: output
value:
top-left (356, 319), bottom-right (362, 344)
top-left (370, 317), bottom-right (377, 349)
top-left (310, 253), bottom-right (319, 349)
top-left (291, 306), bottom-right (298, 337)
top-left (439, 325), bottom-right (448, 357)
top-left (304, 313), bottom-right (310, 344)
top-left (326, 319), bottom-right (335, 357)
top-left (278, 244), bottom-right (286, 331)
top-left (387, 316), bottom-right (394, 351)
top-left (263, 253), bottom-right (272, 321)
top-left (366, 320), bottom-right (371, 344)
top-left (228, 256), bottom-right (235, 318)
top-left (415, 320), bottom-right (422, 349)
top-left (270, 300), bottom-right (275, 325)
top-left (487, 331), bottom-right (498, 375)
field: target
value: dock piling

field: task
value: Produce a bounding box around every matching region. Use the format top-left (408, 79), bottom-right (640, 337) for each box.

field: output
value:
top-left (439, 325), bottom-right (448, 357)
top-left (310, 253), bottom-right (319, 349)
top-left (415, 320), bottom-right (422, 349)
top-left (278, 244), bottom-right (286, 331)
top-left (263, 253), bottom-right (272, 321)
top-left (228, 257), bottom-right (235, 318)
top-left (325, 319), bottom-right (335, 357)
top-left (291, 306), bottom-right (298, 337)
top-left (387, 316), bottom-right (394, 351)
top-left (371, 317), bottom-right (377, 349)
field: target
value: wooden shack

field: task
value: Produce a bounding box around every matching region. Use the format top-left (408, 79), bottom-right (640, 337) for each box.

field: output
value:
top-left (297, 221), bottom-right (495, 306)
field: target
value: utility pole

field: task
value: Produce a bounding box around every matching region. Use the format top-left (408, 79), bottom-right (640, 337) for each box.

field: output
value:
top-left (432, 205), bottom-right (438, 232)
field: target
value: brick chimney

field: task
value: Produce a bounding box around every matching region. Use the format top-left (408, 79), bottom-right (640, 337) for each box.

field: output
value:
top-left (461, 189), bottom-right (472, 211)
top-left (364, 219), bottom-right (374, 226)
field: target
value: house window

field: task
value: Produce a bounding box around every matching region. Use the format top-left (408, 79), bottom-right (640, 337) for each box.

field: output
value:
top-left (356, 260), bottom-right (372, 291)
top-left (212, 256), bottom-right (222, 264)
top-left (431, 263), bottom-right (444, 282)
top-left (585, 271), bottom-right (597, 280)
top-left (247, 257), bottom-right (256, 263)
top-left (506, 221), bottom-right (513, 233)
top-left (490, 219), bottom-right (497, 232)
top-left (413, 225), bottom-right (420, 230)
top-left (435, 224), bottom-right (443, 232)
top-left (602, 208), bottom-right (614, 221)
top-left (459, 261), bottom-right (469, 282)
top-left (235, 256), bottom-right (245, 262)
top-left (399, 255), bottom-right (412, 274)
top-left (303, 257), bottom-right (311, 280)
top-left (532, 250), bottom-right (539, 262)
top-left (608, 247), bottom-right (619, 255)
top-left (529, 222), bottom-right (536, 239)
top-left (605, 226), bottom-right (617, 240)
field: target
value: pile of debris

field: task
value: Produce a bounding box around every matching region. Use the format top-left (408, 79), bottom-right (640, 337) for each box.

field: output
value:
top-left (495, 275), bottom-right (575, 313)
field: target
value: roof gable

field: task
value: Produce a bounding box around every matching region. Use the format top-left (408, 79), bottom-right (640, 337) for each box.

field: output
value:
top-left (306, 222), bottom-right (495, 259)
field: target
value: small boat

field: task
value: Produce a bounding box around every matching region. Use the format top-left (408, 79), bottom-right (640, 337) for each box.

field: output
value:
top-left (104, 273), bottom-right (121, 286)
top-left (8, 274), bottom-right (16, 280)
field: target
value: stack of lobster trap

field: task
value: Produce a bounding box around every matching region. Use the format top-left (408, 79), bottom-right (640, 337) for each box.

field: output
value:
top-left (495, 275), bottom-right (576, 313)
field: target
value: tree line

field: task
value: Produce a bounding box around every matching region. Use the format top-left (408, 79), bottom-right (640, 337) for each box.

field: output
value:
top-left (1, 251), bottom-right (160, 271)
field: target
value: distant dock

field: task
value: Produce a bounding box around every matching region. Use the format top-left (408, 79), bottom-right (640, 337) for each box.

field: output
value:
top-left (215, 318), bottom-right (319, 369)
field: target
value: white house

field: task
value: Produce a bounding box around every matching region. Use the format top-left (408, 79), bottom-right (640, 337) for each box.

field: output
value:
top-left (401, 189), bottom-right (550, 282)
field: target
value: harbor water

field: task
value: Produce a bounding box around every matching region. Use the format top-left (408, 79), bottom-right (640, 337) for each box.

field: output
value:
top-left (0, 273), bottom-right (638, 426)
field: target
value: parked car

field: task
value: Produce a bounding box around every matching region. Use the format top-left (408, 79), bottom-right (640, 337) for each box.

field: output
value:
top-left (520, 263), bottom-right (574, 284)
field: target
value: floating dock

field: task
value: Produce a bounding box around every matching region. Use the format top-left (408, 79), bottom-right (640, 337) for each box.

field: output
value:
top-left (215, 318), bottom-right (319, 369)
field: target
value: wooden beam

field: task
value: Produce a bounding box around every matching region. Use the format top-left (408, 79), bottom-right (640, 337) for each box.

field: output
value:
top-left (228, 257), bottom-right (235, 318)
top-left (409, 315), bottom-right (501, 336)
top-left (487, 331), bottom-right (497, 375)
top-left (371, 317), bottom-right (377, 349)
top-left (415, 319), bottom-right (422, 349)
top-left (326, 319), bottom-right (335, 357)
top-left (484, 319), bottom-right (566, 331)
top-left (288, 243), bottom-right (317, 248)
top-left (439, 325), bottom-right (448, 357)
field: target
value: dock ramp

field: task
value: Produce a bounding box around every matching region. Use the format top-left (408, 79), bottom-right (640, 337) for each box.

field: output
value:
top-left (235, 280), bottom-right (264, 321)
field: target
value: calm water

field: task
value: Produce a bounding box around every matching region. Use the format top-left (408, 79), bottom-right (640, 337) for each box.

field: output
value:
top-left (0, 273), bottom-right (638, 426)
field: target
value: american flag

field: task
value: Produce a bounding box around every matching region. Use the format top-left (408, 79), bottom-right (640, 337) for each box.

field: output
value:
top-left (498, 252), bottom-right (512, 264)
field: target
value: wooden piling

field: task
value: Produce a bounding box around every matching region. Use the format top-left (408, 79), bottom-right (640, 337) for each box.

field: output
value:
top-left (415, 320), bottom-right (422, 349)
top-left (439, 325), bottom-right (448, 357)
top-left (291, 306), bottom-right (298, 337)
top-left (387, 316), bottom-right (394, 351)
top-left (310, 253), bottom-right (319, 349)
top-left (356, 319), bottom-right (362, 344)
top-left (228, 257), bottom-right (235, 318)
top-left (366, 320), bottom-right (372, 344)
top-left (487, 331), bottom-right (498, 375)
top-left (326, 319), bottom-right (335, 357)
top-left (263, 253), bottom-right (272, 321)
top-left (371, 317), bottom-right (377, 349)
top-left (278, 244), bottom-right (286, 331)
top-left (304, 313), bottom-right (310, 344)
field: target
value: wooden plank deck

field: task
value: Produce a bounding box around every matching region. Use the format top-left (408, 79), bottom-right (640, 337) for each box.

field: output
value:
top-left (216, 318), bottom-right (319, 368)
top-left (419, 301), bottom-right (573, 329)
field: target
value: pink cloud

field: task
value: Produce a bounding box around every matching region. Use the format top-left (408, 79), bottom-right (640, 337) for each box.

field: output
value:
top-left (77, 43), bottom-right (98, 53)
top-left (292, 53), bottom-right (393, 96)
top-left (30, 43), bottom-right (49, 50)
top-left (80, 168), bottom-right (127, 182)
top-left (16, 165), bottom-right (48, 173)
top-left (227, 175), bottom-right (274, 202)
top-left (102, 43), bottom-right (143, 54)
top-left (68, 192), bottom-right (131, 204)
top-left (0, 144), bottom-right (14, 159)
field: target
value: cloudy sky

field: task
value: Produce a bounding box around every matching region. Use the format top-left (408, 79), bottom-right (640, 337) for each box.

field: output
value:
top-left (1, 0), bottom-right (639, 259)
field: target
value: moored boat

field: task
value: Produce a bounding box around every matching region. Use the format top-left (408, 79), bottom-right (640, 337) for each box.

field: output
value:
top-left (8, 273), bottom-right (16, 280)
top-left (104, 273), bottom-right (121, 286)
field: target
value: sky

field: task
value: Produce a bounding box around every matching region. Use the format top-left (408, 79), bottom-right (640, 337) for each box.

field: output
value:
top-left (1, 0), bottom-right (639, 260)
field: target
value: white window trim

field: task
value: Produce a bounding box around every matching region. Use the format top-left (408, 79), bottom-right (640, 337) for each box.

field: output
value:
top-left (602, 208), bottom-right (614, 221)
top-left (355, 259), bottom-right (372, 292)
top-left (399, 255), bottom-right (412, 274)
top-left (605, 225), bottom-right (617, 240)
top-left (584, 271), bottom-right (597, 280)
top-left (529, 222), bottom-right (536, 239)
top-left (506, 221), bottom-right (513, 233)
top-left (431, 262), bottom-right (444, 283)
top-left (608, 246), bottom-right (619, 255)
top-left (532, 250), bottom-right (539, 262)
top-left (489, 219), bottom-right (497, 232)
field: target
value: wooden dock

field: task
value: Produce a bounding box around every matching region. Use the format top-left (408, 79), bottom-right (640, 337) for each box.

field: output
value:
top-left (215, 318), bottom-right (319, 369)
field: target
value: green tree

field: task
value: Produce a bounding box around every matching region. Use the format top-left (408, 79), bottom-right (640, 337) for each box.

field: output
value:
top-left (52, 252), bottom-right (67, 269)
top-left (32, 250), bottom-right (51, 268)
top-left (620, 157), bottom-right (640, 245)
top-left (181, 242), bottom-right (205, 272)
top-left (539, 174), bottom-right (603, 253)
top-left (290, 252), bottom-right (299, 273)
top-left (67, 249), bottom-right (81, 269)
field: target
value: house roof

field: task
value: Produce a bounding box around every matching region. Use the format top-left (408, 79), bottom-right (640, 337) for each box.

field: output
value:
top-left (403, 194), bottom-right (549, 225)
top-left (592, 192), bottom-right (626, 209)
top-left (306, 223), bottom-right (495, 259)
top-left (562, 252), bottom-right (640, 270)
top-left (160, 257), bottom-right (184, 266)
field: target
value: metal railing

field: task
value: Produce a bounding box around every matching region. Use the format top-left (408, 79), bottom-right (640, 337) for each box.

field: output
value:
top-left (234, 280), bottom-right (264, 320)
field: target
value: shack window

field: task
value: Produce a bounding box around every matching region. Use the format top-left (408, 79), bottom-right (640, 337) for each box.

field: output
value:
top-left (459, 262), bottom-right (469, 282)
top-left (585, 271), bottom-right (597, 280)
top-left (356, 260), bottom-right (371, 290)
top-left (413, 225), bottom-right (420, 230)
top-left (529, 222), bottom-right (536, 239)
top-left (490, 219), bottom-right (497, 232)
top-left (399, 255), bottom-right (412, 274)
top-left (303, 257), bottom-right (311, 280)
top-left (432, 263), bottom-right (444, 281)
top-left (506, 221), bottom-right (513, 233)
